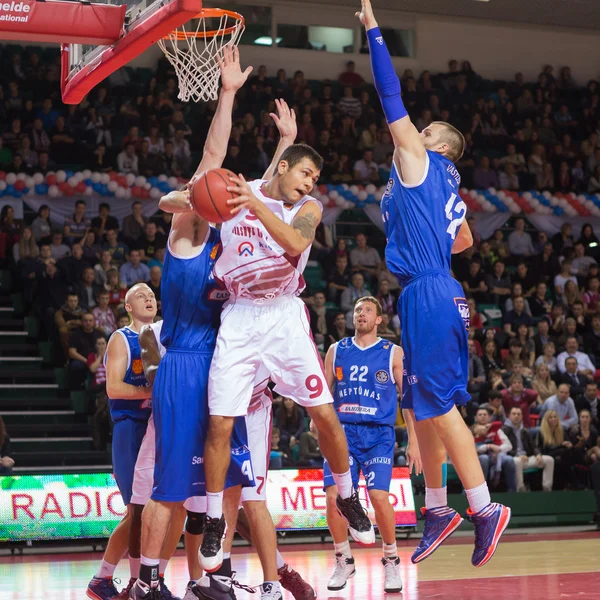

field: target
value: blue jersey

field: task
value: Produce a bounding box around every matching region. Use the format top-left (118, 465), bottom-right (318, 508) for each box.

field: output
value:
top-left (107, 326), bottom-right (152, 422)
top-left (160, 227), bottom-right (228, 351)
top-left (381, 150), bottom-right (465, 285)
top-left (333, 337), bottom-right (398, 427)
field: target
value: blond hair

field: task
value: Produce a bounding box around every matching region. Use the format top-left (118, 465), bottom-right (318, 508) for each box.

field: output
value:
top-left (432, 121), bottom-right (465, 162)
top-left (540, 410), bottom-right (564, 446)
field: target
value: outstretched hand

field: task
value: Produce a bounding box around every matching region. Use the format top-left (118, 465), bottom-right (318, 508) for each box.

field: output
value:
top-left (270, 98), bottom-right (297, 140)
top-left (218, 45), bottom-right (253, 93)
top-left (355, 0), bottom-right (378, 29)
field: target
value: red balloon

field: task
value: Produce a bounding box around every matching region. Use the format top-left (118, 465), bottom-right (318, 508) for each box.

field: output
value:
top-left (0, 171), bottom-right (5, 181)
top-left (46, 174), bottom-right (57, 186)
top-left (76, 182), bottom-right (86, 193)
top-left (141, 189), bottom-right (150, 199)
top-left (14, 180), bottom-right (26, 191)
top-left (58, 182), bottom-right (69, 192)
top-left (109, 171), bottom-right (118, 181)
top-left (131, 186), bottom-right (141, 198)
top-left (117, 176), bottom-right (127, 187)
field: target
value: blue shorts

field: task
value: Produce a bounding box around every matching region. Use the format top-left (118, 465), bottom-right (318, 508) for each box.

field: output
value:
top-left (398, 270), bottom-right (470, 421)
top-left (112, 417), bottom-right (148, 506)
top-left (152, 349), bottom-right (253, 502)
top-left (323, 423), bottom-right (395, 492)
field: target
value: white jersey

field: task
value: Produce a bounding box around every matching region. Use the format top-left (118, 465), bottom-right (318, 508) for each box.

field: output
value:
top-left (215, 179), bottom-right (321, 301)
top-left (149, 320), bottom-right (166, 357)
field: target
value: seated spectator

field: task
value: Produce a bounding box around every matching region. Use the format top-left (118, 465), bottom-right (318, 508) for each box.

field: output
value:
top-left (556, 336), bottom-right (596, 377)
top-left (119, 250), bottom-right (150, 288)
top-left (583, 277), bottom-right (600, 316)
top-left (559, 357), bottom-right (590, 397)
top-left (499, 143), bottom-right (526, 172)
top-left (81, 232), bottom-right (103, 265)
top-left (329, 312), bottom-right (352, 347)
top-left (489, 369), bottom-right (508, 394)
top-left (269, 427), bottom-right (291, 469)
top-left (504, 339), bottom-right (533, 375)
top-left (503, 295), bottom-right (533, 338)
top-left (507, 217), bottom-right (535, 258)
top-left (534, 341), bottom-right (559, 376)
top-left (122, 201), bottom-right (148, 249)
top-left (377, 279), bottom-right (396, 317)
top-left (103, 228), bottom-right (129, 267)
top-left (532, 363), bottom-right (557, 402)
top-left (501, 375), bottom-right (538, 428)
top-left (338, 86), bottom-right (361, 119)
top-left (148, 247), bottom-right (165, 272)
top-left (94, 250), bottom-right (114, 287)
top-left (31, 204), bottom-right (52, 244)
top-left (571, 241), bottom-right (598, 278)
top-left (473, 156), bottom-right (499, 189)
top-left (308, 291), bottom-right (328, 352)
top-left (353, 149), bottom-right (379, 185)
top-left (350, 234), bottom-right (382, 285)
top-left (276, 397), bottom-right (307, 453)
top-left (505, 283), bottom-right (532, 316)
top-left (68, 312), bottom-right (105, 390)
top-left (54, 293), bottom-right (84, 360)
top-left (540, 383), bottom-right (579, 428)
top-left (377, 313), bottom-right (397, 342)
top-left (148, 266), bottom-right (162, 305)
top-left (515, 323), bottom-right (536, 366)
top-left (550, 303), bottom-right (566, 338)
top-left (472, 407), bottom-right (516, 491)
top-left (575, 381), bottom-right (599, 428)
top-left (88, 336), bottom-right (110, 450)
top-left (117, 142), bottom-right (138, 174)
top-left (91, 203), bottom-right (119, 242)
top-left (77, 267), bottom-right (102, 311)
top-left (485, 260), bottom-right (511, 305)
top-left (468, 297), bottom-right (484, 330)
top-left (499, 164), bottom-right (519, 190)
top-left (468, 339), bottom-right (486, 396)
top-left (480, 390), bottom-right (507, 423)
top-left (513, 262), bottom-right (537, 298)
top-left (136, 222), bottom-right (166, 262)
top-left (50, 231), bottom-right (70, 261)
top-left (562, 280), bottom-right (582, 312)
top-left (482, 340), bottom-right (503, 377)
top-left (58, 243), bottom-right (90, 287)
top-left (299, 420), bottom-right (323, 467)
top-left (0, 416), bottom-right (15, 475)
top-left (105, 268), bottom-right (126, 315)
top-left (533, 318), bottom-right (554, 357)
top-left (341, 273), bottom-right (370, 325)
top-left (536, 410), bottom-right (574, 490)
top-left (462, 260), bottom-right (488, 304)
top-left (172, 129), bottom-right (191, 173)
top-left (93, 290), bottom-right (117, 337)
top-left (554, 259), bottom-right (577, 303)
top-left (503, 406), bottom-right (554, 492)
top-left (64, 200), bottom-right (91, 246)
top-left (568, 410), bottom-right (600, 487)
top-left (338, 60), bottom-right (364, 88)
top-left (530, 283), bottom-right (552, 320)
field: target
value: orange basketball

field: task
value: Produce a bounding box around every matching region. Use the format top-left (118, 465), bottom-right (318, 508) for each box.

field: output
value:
top-left (189, 168), bottom-right (238, 224)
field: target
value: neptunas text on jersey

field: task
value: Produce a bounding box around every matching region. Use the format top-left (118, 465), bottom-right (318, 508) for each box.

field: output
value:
top-left (337, 385), bottom-right (381, 402)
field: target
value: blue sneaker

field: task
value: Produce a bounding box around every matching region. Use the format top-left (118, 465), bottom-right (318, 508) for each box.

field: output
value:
top-left (466, 503), bottom-right (511, 567)
top-left (159, 577), bottom-right (181, 600)
top-left (411, 507), bottom-right (463, 564)
top-left (86, 576), bottom-right (120, 600)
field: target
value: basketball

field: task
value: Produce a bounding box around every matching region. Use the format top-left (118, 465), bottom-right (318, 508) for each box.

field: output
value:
top-left (189, 168), bottom-right (238, 223)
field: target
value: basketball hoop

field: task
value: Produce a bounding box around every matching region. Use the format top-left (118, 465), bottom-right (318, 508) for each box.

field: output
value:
top-left (157, 8), bottom-right (245, 103)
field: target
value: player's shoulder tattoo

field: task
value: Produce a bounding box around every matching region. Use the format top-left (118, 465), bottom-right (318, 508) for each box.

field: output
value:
top-left (292, 211), bottom-right (317, 240)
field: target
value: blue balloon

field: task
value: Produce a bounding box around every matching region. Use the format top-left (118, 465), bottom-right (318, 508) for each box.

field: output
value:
top-left (553, 207), bottom-right (564, 216)
top-left (148, 177), bottom-right (158, 187)
top-left (326, 184), bottom-right (333, 192)
top-left (355, 201), bottom-right (365, 209)
top-left (335, 185), bottom-right (344, 194)
top-left (367, 194), bottom-right (376, 203)
top-left (6, 185), bottom-right (15, 195)
top-left (23, 187), bottom-right (29, 195)
top-left (85, 178), bottom-right (93, 186)
top-left (35, 184), bottom-right (45, 195)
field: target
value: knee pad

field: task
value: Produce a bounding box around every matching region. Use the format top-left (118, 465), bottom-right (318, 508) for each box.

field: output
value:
top-left (185, 511), bottom-right (205, 535)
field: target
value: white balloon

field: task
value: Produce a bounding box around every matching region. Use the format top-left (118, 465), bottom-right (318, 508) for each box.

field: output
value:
top-left (558, 199), bottom-right (567, 207)
top-left (48, 185), bottom-right (59, 197)
top-left (5, 173), bottom-right (16, 185)
top-left (100, 173), bottom-right (110, 185)
top-left (144, 182), bottom-right (152, 191)
top-left (126, 173), bottom-right (136, 187)
top-left (68, 177), bottom-right (78, 187)
top-left (375, 190), bottom-right (384, 201)
top-left (158, 174), bottom-right (168, 183)
top-left (469, 189), bottom-right (478, 198)
top-left (33, 173), bottom-right (44, 185)
top-left (497, 191), bottom-right (506, 200)
top-left (334, 196), bottom-right (345, 207)
top-left (328, 190), bottom-right (339, 200)
top-left (25, 176), bottom-right (34, 188)
top-left (550, 197), bottom-right (559, 206)
top-left (344, 200), bottom-right (355, 209)
top-left (72, 172), bottom-right (83, 184)
top-left (523, 192), bottom-right (532, 200)
top-left (476, 195), bottom-right (485, 205)
top-left (150, 188), bottom-right (161, 200)
top-left (357, 191), bottom-right (368, 202)
top-left (135, 176), bottom-right (147, 187)
top-left (0, 181), bottom-right (6, 192)
top-left (365, 184), bottom-right (376, 195)
top-left (341, 184), bottom-right (349, 191)
top-left (167, 177), bottom-right (178, 189)
top-left (124, 188), bottom-right (132, 199)
top-left (115, 187), bottom-right (126, 199)
top-left (349, 185), bottom-right (359, 196)
top-left (26, 186), bottom-right (35, 196)
top-left (92, 172), bottom-right (101, 183)
top-left (56, 170), bottom-right (67, 183)
top-left (107, 181), bottom-right (118, 192)
top-left (509, 204), bottom-right (520, 214)
top-left (16, 172), bottom-right (27, 181)
top-left (84, 186), bottom-right (93, 196)
top-left (82, 169), bottom-right (92, 180)
top-left (585, 200), bottom-right (595, 209)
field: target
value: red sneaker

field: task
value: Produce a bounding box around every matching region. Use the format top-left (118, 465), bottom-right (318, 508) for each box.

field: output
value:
top-left (112, 577), bottom-right (136, 599)
top-left (278, 564), bottom-right (316, 600)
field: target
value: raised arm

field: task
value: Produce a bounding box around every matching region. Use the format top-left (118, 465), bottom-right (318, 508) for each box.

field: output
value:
top-left (356, 0), bottom-right (426, 185)
top-left (106, 332), bottom-right (151, 400)
top-left (262, 99), bottom-right (297, 180)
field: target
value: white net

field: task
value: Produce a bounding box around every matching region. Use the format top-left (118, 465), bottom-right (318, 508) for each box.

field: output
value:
top-left (157, 10), bottom-right (244, 103)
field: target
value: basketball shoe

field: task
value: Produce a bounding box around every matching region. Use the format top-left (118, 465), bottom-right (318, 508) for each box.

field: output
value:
top-left (259, 582), bottom-right (282, 600)
top-left (86, 576), bottom-right (120, 600)
top-left (277, 564), bottom-right (316, 600)
top-left (199, 515), bottom-right (227, 572)
top-left (182, 581), bottom-right (197, 600)
top-left (113, 577), bottom-right (136, 600)
top-left (411, 506), bottom-right (464, 564)
top-left (159, 577), bottom-right (181, 600)
top-left (466, 502), bottom-right (511, 567)
top-left (192, 573), bottom-right (254, 600)
top-left (128, 579), bottom-right (161, 600)
top-left (382, 557), bottom-right (403, 593)
top-left (335, 490), bottom-right (376, 545)
top-left (327, 554), bottom-right (356, 591)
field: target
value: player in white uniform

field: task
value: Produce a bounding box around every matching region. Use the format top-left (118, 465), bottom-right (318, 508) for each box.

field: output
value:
top-left (201, 144), bottom-right (376, 589)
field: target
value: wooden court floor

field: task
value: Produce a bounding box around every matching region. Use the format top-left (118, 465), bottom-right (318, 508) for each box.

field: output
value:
top-left (1, 532), bottom-right (599, 599)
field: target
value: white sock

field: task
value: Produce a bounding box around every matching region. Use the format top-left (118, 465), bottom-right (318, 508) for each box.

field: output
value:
top-left (465, 482), bottom-right (491, 514)
top-left (276, 550), bottom-right (286, 570)
top-left (223, 552), bottom-right (231, 559)
top-left (159, 559), bottom-right (168, 576)
top-left (425, 487), bottom-right (447, 509)
top-left (206, 491), bottom-right (224, 519)
top-left (382, 542), bottom-right (397, 559)
top-left (333, 540), bottom-right (352, 558)
top-left (332, 470), bottom-right (353, 499)
top-left (129, 556), bottom-right (140, 578)
top-left (96, 559), bottom-right (117, 578)
top-left (141, 555), bottom-right (159, 567)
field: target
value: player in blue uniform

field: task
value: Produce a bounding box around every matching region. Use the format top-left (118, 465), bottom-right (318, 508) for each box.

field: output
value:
top-left (129, 47), bottom-right (257, 600)
top-left (356, 0), bottom-right (510, 569)
top-left (87, 283), bottom-right (159, 600)
top-left (323, 296), bottom-right (404, 593)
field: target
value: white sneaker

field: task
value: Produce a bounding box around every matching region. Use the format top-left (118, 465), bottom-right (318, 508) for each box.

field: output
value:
top-left (382, 557), bottom-right (403, 593)
top-left (260, 582), bottom-right (283, 600)
top-left (327, 553), bottom-right (356, 591)
top-left (182, 581), bottom-right (196, 600)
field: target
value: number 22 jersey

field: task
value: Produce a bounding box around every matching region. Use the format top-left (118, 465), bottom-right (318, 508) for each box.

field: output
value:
top-left (332, 337), bottom-right (399, 427)
top-left (381, 150), bottom-right (464, 285)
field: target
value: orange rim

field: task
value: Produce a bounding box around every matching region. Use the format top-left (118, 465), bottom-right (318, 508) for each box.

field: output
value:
top-left (163, 8), bottom-right (244, 40)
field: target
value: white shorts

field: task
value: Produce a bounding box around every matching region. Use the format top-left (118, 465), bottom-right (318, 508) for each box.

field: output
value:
top-left (184, 495), bottom-right (207, 513)
top-left (130, 415), bottom-right (155, 506)
top-left (241, 402), bottom-right (272, 502)
top-left (208, 296), bottom-right (333, 417)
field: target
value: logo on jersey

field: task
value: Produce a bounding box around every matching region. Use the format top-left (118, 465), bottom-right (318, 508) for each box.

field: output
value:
top-left (238, 242), bottom-right (254, 257)
top-left (454, 297), bottom-right (470, 331)
top-left (339, 404), bottom-right (378, 415)
top-left (384, 178), bottom-right (395, 196)
top-left (375, 370), bottom-right (389, 384)
top-left (246, 210), bottom-right (259, 221)
top-left (208, 288), bottom-right (230, 302)
top-left (336, 366), bottom-right (344, 381)
top-left (231, 444), bottom-right (250, 456)
top-left (210, 243), bottom-right (220, 260)
top-left (375, 36), bottom-right (383, 45)
top-left (340, 338), bottom-right (352, 348)
top-left (131, 359), bottom-right (143, 375)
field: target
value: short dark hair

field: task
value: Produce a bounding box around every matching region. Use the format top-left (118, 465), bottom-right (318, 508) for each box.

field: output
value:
top-left (99, 202), bottom-right (110, 211)
top-left (509, 339), bottom-right (522, 348)
top-left (279, 143), bottom-right (323, 172)
top-left (354, 296), bottom-right (383, 317)
top-left (510, 406), bottom-right (522, 415)
top-left (75, 200), bottom-right (86, 208)
top-left (488, 390), bottom-right (501, 401)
